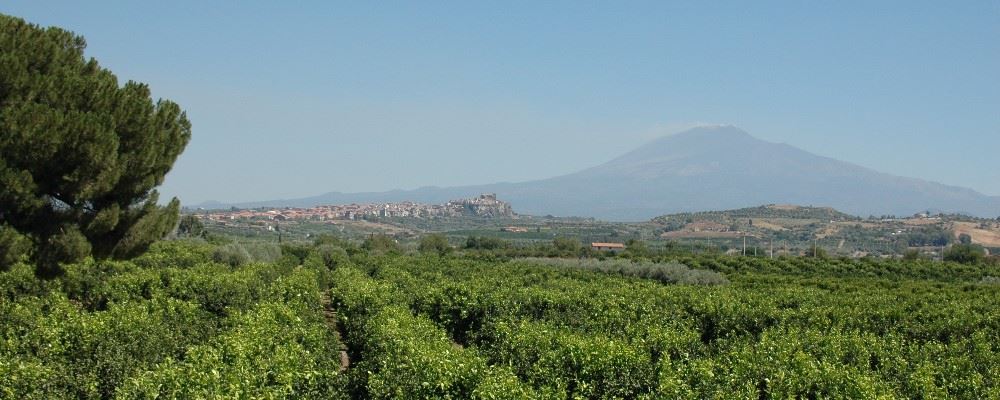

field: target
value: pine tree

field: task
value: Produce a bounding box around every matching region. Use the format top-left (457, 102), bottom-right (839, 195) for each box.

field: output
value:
top-left (0, 14), bottom-right (191, 277)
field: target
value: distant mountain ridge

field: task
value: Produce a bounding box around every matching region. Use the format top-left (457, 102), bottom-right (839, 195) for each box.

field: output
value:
top-left (197, 126), bottom-right (1000, 221)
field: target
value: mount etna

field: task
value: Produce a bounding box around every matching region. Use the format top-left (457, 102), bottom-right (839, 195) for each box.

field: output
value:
top-left (200, 126), bottom-right (1000, 221)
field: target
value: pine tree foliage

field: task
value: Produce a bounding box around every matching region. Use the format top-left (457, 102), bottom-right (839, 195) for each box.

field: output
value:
top-left (0, 14), bottom-right (190, 277)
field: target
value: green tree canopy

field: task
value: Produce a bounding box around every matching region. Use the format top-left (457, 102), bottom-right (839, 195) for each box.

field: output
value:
top-left (362, 234), bottom-right (401, 255)
top-left (624, 238), bottom-right (649, 258)
top-left (464, 235), bottom-right (510, 250)
top-left (177, 215), bottom-right (206, 238)
top-left (943, 243), bottom-right (985, 265)
top-left (418, 233), bottom-right (452, 256)
top-left (552, 236), bottom-right (581, 254)
top-left (0, 15), bottom-right (190, 277)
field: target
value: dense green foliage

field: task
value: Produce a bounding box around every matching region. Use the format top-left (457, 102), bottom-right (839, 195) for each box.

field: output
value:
top-left (362, 234), bottom-right (402, 255)
top-left (520, 257), bottom-right (729, 285)
top-left (551, 236), bottom-right (582, 255)
top-left (3, 236), bottom-right (998, 398)
top-left (465, 235), bottom-right (513, 250)
top-left (418, 233), bottom-right (453, 256)
top-left (176, 215), bottom-right (206, 238)
top-left (905, 226), bottom-right (953, 247)
top-left (333, 254), bottom-right (998, 399)
top-left (944, 243), bottom-right (987, 265)
top-left (211, 241), bottom-right (283, 267)
top-left (0, 241), bottom-right (347, 399)
top-left (0, 14), bottom-right (190, 277)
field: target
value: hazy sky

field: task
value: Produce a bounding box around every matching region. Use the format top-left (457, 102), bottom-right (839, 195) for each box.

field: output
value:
top-left (4, 1), bottom-right (999, 204)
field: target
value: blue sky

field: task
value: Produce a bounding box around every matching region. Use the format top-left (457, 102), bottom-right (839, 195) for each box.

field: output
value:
top-left (4, 1), bottom-right (999, 204)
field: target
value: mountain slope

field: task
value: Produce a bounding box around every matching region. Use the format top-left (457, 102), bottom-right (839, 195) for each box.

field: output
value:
top-left (203, 126), bottom-right (1000, 221)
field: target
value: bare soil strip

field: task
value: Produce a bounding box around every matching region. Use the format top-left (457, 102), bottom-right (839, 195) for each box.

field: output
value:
top-left (321, 290), bottom-right (350, 372)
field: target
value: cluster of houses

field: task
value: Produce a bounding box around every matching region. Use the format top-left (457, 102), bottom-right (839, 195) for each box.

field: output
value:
top-left (198, 194), bottom-right (514, 224)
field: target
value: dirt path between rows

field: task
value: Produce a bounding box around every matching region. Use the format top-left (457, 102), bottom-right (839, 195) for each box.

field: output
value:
top-left (320, 290), bottom-right (350, 372)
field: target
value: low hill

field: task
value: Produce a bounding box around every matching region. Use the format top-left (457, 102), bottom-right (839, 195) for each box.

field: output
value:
top-left (651, 204), bottom-right (858, 225)
top-left (650, 204), bottom-right (1000, 256)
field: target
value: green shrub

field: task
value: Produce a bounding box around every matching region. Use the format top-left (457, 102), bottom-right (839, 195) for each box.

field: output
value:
top-left (944, 243), bottom-right (986, 264)
top-left (361, 234), bottom-right (401, 255)
top-left (131, 240), bottom-right (214, 269)
top-left (243, 242), bottom-right (283, 263)
top-left (465, 236), bottom-right (511, 250)
top-left (0, 225), bottom-right (32, 271)
top-left (316, 245), bottom-right (351, 269)
top-left (210, 242), bottom-right (283, 267)
top-left (0, 262), bottom-right (51, 300)
top-left (212, 243), bottom-right (252, 266)
top-left (418, 233), bottom-right (453, 256)
top-left (552, 237), bottom-right (581, 255)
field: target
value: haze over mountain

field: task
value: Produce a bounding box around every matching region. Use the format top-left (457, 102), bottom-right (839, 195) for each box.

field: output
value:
top-left (199, 126), bottom-right (1000, 221)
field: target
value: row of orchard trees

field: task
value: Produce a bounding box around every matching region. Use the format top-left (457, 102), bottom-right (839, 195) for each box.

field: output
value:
top-left (331, 253), bottom-right (999, 398)
top-left (0, 241), bottom-right (350, 399)
top-left (410, 232), bottom-right (999, 271)
top-left (3, 232), bottom-right (997, 398)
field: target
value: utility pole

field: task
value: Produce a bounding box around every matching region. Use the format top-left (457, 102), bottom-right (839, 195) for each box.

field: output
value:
top-left (742, 233), bottom-right (747, 256)
top-left (770, 240), bottom-right (774, 259)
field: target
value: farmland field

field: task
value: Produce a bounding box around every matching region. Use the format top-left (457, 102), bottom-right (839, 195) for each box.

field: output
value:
top-left (2, 239), bottom-right (998, 399)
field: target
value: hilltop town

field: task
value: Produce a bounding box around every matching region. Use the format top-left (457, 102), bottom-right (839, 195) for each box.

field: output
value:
top-left (196, 193), bottom-right (513, 224)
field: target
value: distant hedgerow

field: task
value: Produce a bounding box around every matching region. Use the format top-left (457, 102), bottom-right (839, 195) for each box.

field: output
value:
top-left (522, 257), bottom-right (729, 285)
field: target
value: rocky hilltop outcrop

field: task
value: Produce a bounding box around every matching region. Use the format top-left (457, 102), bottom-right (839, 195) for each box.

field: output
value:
top-left (450, 193), bottom-right (513, 217)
